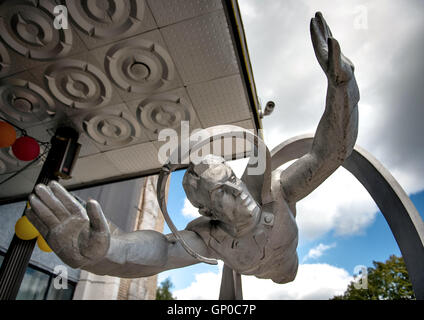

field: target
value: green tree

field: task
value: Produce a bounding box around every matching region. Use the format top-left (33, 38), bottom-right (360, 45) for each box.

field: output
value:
top-left (332, 255), bottom-right (415, 300)
top-left (156, 277), bottom-right (176, 300)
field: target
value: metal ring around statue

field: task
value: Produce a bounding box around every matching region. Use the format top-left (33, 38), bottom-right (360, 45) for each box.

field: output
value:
top-left (157, 125), bottom-right (271, 265)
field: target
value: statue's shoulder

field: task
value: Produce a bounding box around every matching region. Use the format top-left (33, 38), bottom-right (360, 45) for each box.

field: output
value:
top-left (185, 216), bottom-right (213, 242)
top-left (271, 167), bottom-right (286, 198)
top-left (271, 167), bottom-right (297, 215)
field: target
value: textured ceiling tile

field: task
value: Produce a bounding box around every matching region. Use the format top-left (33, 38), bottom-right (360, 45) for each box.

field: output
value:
top-left (0, 39), bottom-right (35, 79)
top-left (65, 0), bottom-right (157, 50)
top-left (152, 131), bottom-right (251, 166)
top-left (69, 103), bottom-right (150, 152)
top-left (20, 165), bottom-right (42, 185)
top-left (27, 52), bottom-right (123, 116)
top-left (90, 29), bottom-right (182, 102)
top-left (0, 71), bottom-right (65, 129)
top-left (0, 147), bottom-right (29, 175)
top-left (75, 133), bottom-right (101, 157)
top-left (147, 0), bottom-right (222, 27)
top-left (24, 123), bottom-right (56, 143)
top-left (126, 87), bottom-right (202, 141)
top-left (0, 0), bottom-right (84, 62)
top-left (230, 119), bottom-right (256, 131)
top-left (104, 142), bottom-right (161, 174)
top-left (187, 74), bottom-right (252, 127)
top-left (69, 153), bottom-right (122, 184)
top-left (0, 140), bottom-right (48, 175)
top-left (160, 10), bottom-right (238, 84)
top-left (0, 170), bottom-right (34, 198)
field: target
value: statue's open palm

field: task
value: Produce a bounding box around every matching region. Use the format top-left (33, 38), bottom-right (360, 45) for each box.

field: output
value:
top-left (311, 12), bottom-right (355, 85)
top-left (26, 181), bottom-right (110, 268)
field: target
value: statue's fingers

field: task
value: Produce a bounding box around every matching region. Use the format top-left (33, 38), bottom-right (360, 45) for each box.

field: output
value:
top-left (315, 12), bottom-right (326, 38)
top-left (28, 194), bottom-right (61, 229)
top-left (315, 12), bottom-right (333, 39)
top-left (310, 18), bottom-right (328, 69)
top-left (25, 208), bottom-right (49, 238)
top-left (86, 199), bottom-right (109, 234)
top-left (328, 37), bottom-right (343, 82)
top-left (49, 181), bottom-right (87, 219)
top-left (34, 184), bottom-right (71, 221)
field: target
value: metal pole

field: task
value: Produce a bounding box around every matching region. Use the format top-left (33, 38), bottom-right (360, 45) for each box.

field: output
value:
top-left (0, 127), bottom-right (79, 300)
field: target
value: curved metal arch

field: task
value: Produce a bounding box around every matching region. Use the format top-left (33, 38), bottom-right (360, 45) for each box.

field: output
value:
top-left (271, 134), bottom-right (424, 299)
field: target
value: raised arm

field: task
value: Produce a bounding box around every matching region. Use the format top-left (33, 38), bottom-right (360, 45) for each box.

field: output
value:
top-left (280, 12), bottom-right (360, 204)
top-left (26, 181), bottom-right (213, 278)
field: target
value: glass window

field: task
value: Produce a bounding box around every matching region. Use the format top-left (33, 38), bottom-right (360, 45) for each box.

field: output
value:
top-left (16, 267), bottom-right (50, 300)
top-left (0, 251), bottom-right (75, 300)
top-left (46, 280), bottom-right (76, 300)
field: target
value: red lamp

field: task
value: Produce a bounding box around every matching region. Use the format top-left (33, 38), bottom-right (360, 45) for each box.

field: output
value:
top-left (12, 136), bottom-right (40, 161)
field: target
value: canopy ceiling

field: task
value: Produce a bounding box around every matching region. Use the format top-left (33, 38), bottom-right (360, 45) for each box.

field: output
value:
top-left (0, 0), bottom-right (260, 203)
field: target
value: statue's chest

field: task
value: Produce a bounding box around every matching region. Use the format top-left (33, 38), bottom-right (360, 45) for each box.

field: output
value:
top-left (208, 202), bottom-right (297, 274)
top-left (208, 213), bottom-right (276, 272)
top-left (209, 229), bottom-right (265, 272)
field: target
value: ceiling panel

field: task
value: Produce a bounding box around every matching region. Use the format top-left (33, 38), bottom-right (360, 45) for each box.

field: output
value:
top-left (0, 71), bottom-right (65, 129)
top-left (0, 0), bottom-right (260, 201)
top-left (160, 9), bottom-right (239, 84)
top-left (104, 141), bottom-right (161, 174)
top-left (0, 165), bottom-right (42, 198)
top-left (73, 132), bottom-right (101, 158)
top-left (27, 52), bottom-right (123, 116)
top-left (187, 74), bottom-right (252, 127)
top-left (89, 29), bottom-right (183, 102)
top-left (64, 0), bottom-right (157, 50)
top-left (63, 152), bottom-right (121, 185)
top-left (147, 0), bottom-right (223, 28)
top-left (69, 103), bottom-right (150, 152)
top-left (125, 87), bottom-right (202, 141)
top-left (0, 0), bottom-right (85, 67)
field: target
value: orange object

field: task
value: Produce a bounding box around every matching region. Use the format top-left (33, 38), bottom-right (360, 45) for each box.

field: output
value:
top-left (0, 121), bottom-right (17, 148)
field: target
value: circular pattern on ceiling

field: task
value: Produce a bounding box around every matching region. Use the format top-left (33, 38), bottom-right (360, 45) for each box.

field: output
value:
top-left (83, 110), bottom-right (141, 146)
top-left (45, 59), bottom-right (112, 109)
top-left (0, 42), bottom-right (11, 77)
top-left (65, 0), bottom-right (145, 39)
top-left (137, 96), bottom-right (194, 134)
top-left (0, 1), bottom-right (72, 60)
top-left (105, 39), bottom-right (174, 93)
top-left (0, 79), bottom-right (56, 125)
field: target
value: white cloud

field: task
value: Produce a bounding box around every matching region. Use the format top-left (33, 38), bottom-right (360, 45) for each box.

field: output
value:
top-left (174, 263), bottom-right (352, 300)
top-left (295, 167), bottom-right (378, 240)
top-left (182, 198), bottom-right (200, 219)
top-left (302, 243), bottom-right (336, 262)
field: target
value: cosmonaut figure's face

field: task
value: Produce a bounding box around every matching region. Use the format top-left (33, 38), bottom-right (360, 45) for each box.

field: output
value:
top-left (183, 155), bottom-right (260, 231)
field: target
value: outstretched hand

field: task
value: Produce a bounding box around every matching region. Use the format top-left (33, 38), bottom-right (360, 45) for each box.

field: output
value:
top-left (26, 180), bottom-right (110, 268)
top-left (310, 12), bottom-right (355, 85)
